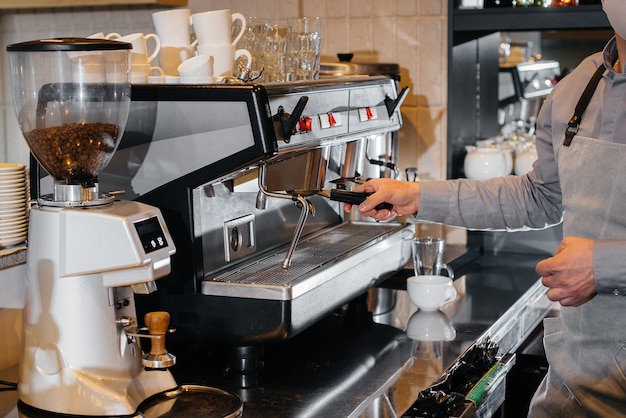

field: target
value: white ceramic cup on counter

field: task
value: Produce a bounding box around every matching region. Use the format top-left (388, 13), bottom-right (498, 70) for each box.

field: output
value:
top-left (196, 44), bottom-right (251, 78)
top-left (116, 32), bottom-right (161, 65)
top-left (158, 45), bottom-right (196, 76)
top-left (152, 8), bottom-right (193, 46)
top-left (407, 275), bottom-right (458, 312)
top-left (131, 64), bottom-right (164, 84)
top-left (152, 8), bottom-right (197, 75)
top-left (191, 9), bottom-right (247, 46)
top-left (178, 54), bottom-right (214, 84)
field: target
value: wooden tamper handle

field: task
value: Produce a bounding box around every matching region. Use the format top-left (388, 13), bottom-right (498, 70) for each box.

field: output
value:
top-left (144, 311), bottom-right (170, 356)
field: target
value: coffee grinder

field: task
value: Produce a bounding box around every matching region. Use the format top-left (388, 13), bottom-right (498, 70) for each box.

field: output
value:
top-left (6, 38), bottom-right (241, 417)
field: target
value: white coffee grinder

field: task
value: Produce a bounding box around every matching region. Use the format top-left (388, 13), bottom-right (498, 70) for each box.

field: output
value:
top-left (6, 38), bottom-right (183, 416)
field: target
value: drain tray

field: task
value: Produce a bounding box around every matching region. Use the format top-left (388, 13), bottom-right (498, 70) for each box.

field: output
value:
top-left (201, 221), bottom-right (414, 301)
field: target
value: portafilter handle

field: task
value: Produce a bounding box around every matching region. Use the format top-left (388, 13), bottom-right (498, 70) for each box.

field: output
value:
top-left (142, 311), bottom-right (176, 368)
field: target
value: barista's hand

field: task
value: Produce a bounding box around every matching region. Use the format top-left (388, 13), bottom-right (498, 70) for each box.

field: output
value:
top-left (536, 236), bottom-right (596, 307)
top-left (344, 178), bottom-right (421, 222)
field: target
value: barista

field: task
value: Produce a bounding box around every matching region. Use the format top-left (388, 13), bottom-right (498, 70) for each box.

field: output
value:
top-left (346, 1), bottom-right (626, 416)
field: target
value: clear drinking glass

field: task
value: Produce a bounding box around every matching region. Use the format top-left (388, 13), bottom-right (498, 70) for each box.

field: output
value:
top-left (263, 24), bottom-right (290, 82)
top-left (286, 17), bottom-right (322, 81)
top-left (237, 17), bottom-right (270, 77)
top-left (412, 237), bottom-right (454, 278)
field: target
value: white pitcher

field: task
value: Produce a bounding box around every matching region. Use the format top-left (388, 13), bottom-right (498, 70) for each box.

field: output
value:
top-left (514, 143), bottom-right (538, 175)
top-left (464, 145), bottom-right (510, 180)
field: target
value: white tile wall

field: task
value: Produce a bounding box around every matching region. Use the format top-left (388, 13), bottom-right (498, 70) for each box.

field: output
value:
top-left (1, 0), bottom-right (448, 179)
top-left (0, 0), bottom-right (453, 368)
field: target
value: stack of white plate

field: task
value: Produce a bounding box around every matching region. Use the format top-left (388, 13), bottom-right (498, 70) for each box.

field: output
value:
top-left (0, 163), bottom-right (29, 248)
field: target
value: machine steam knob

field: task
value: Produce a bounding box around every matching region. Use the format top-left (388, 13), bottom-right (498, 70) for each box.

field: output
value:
top-left (142, 311), bottom-right (176, 369)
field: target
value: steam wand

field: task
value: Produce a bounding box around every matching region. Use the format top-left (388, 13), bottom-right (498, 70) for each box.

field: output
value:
top-left (258, 162), bottom-right (315, 269)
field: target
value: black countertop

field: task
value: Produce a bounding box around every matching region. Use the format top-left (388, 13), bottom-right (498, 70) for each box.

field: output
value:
top-left (0, 250), bottom-right (556, 418)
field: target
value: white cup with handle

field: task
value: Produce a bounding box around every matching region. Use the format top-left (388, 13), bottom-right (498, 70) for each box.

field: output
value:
top-left (116, 32), bottom-right (161, 65)
top-left (196, 44), bottom-right (251, 78)
top-left (191, 9), bottom-right (246, 46)
top-left (131, 64), bottom-right (164, 84)
top-left (178, 54), bottom-right (214, 84)
top-left (152, 8), bottom-right (193, 46)
top-left (152, 9), bottom-right (199, 75)
top-left (158, 45), bottom-right (196, 76)
top-left (407, 275), bottom-right (458, 312)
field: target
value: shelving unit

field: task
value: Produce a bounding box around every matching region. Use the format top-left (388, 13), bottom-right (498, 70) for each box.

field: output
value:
top-left (447, 4), bottom-right (612, 179)
top-left (454, 5), bottom-right (609, 37)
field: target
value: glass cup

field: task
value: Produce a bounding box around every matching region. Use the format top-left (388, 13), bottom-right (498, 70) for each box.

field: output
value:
top-left (286, 17), bottom-right (322, 81)
top-left (412, 237), bottom-right (454, 278)
top-left (237, 17), bottom-right (269, 77)
top-left (263, 24), bottom-right (290, 82)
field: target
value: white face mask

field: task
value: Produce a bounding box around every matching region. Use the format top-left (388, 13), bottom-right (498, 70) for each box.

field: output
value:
top-left (603, 0), bottom-right (626, 40)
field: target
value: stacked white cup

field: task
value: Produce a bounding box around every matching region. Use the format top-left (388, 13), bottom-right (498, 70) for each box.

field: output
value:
top-left (152, 8), bottom-right (196, 76)
top-left (192, 9), bottom-right (252, 79)
top-left (115, 32), bottom-right (163, 83)
top-left (178, 54), bottom-right (214, 84)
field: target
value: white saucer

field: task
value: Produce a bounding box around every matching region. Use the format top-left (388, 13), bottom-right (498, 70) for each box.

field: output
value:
top-left (0, 163), bottom-right (25, 172)
top-left (0, 236), bottom-right (27, 248)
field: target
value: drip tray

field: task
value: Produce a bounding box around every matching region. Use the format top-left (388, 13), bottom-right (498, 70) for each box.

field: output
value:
top-left (201, 222), bottom-right (414, 301)
top-left (141, 385), bottom-right (243, 418)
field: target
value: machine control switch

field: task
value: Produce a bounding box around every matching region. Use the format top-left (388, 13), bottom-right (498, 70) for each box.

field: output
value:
top-left (359, 106), bottom-right (378, 122)
top-left (319, 112), bottom-right (342, 129)
top-left (297, 116), bottom-right (313, 133)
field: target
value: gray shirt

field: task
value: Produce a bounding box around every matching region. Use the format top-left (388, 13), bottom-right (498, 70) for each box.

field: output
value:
top-left (415, 37), bottom-right (626, 296)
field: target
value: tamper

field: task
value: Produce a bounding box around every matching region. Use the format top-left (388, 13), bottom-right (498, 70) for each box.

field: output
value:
top-left (143, 311), bottom-right (177, 369)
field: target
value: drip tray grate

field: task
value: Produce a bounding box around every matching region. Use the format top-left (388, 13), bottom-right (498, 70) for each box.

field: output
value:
top-left (202, 222), bottom-right (412, 300)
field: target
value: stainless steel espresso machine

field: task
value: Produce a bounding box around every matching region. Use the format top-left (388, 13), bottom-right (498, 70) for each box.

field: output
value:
top-left (29, 74), bottom-right (412, 386)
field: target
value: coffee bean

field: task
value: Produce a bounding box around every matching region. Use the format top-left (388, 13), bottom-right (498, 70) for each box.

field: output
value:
top-left (24, 122), bottom-right (120, 182)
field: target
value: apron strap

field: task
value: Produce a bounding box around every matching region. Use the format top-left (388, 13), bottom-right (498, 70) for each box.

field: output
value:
top-left (563, 64), bottom-right (606, 146)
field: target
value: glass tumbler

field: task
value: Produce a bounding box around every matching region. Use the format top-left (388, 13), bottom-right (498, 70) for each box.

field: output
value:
top-left (263, 24), bottom-right (290, 82)
top-left (287, 17), bottom-right (322, 81)
top-left (412, 237), bottom-right (454, 278)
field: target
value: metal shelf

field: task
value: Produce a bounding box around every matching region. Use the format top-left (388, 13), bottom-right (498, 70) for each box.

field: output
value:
top-left (454, 5), bottom-right (610, 41)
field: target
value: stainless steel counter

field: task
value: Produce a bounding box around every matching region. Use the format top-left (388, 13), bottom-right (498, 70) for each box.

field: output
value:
top-left (0, 251), bottom-right (555, 418)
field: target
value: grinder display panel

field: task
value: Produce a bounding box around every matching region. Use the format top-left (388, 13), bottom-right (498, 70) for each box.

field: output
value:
top-left (135, 216), bottom-right (169, 254)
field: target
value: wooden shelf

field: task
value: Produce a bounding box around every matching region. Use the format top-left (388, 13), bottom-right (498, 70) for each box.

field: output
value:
top-left (0, 0), bottom-right (186, 9)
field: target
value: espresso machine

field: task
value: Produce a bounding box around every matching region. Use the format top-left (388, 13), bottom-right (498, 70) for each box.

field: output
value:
top-left (7, 38), bottom-right (242, 417)
top-left (89, 75), bottom-right (412, 355)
